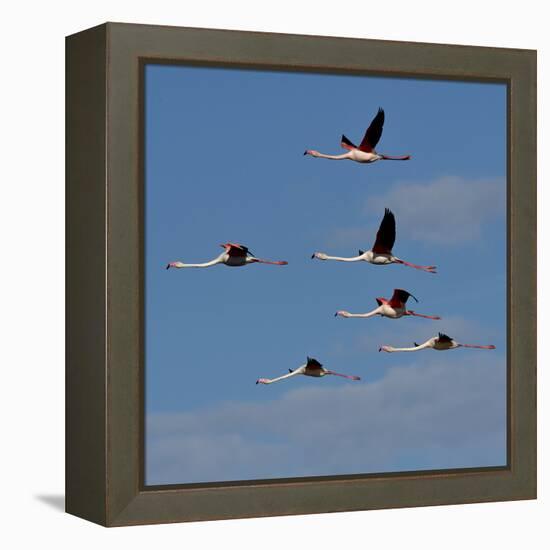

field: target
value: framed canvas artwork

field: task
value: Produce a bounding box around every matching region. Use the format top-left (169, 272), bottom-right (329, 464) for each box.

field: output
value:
top-left (66, 22), bottom-right (536, 526)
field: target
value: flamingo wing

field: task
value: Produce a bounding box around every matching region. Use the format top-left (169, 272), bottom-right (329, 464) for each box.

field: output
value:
top-left (341, 134), bottom-right (358, 150)
top-left (306, 357), bottom-right (323, 368)
top-left (437, 333), bottom-right (453, 344)
top-left (372, 208), bottom-right (396, 254)
top-left (223, 242), bottom-right (251, 257)
top-left (388, 288), bottom-right (416, 307)
top-left (358, 108), bottom-right (385, 152)
top-left (376, 297), bottom-right (388, 306)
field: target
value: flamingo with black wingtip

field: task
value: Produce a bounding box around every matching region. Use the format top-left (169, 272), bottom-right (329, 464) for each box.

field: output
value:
top-left (335, 289), bottom-right (441, 321)
top-left (312, 209), bottom-right (437, 274)
top-left (379, 332), bottom-right (496, 353)
top-left (304, 108), bottom-right (410, 164)
top-left (166, 243), bottom-right (288, 269)
top-left (256, 357), bottom-right (360, 385)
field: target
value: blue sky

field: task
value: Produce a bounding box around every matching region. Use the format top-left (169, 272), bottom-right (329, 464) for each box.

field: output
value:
top-left (144, 64), bottom-right (507, 485)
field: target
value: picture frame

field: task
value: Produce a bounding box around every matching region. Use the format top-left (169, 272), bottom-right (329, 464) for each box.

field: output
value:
top-left (66, 22), bottom-right (536, 526)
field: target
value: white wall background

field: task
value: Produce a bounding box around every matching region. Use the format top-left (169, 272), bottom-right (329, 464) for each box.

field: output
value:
top-left (0, 0), bottom-right (547, 547)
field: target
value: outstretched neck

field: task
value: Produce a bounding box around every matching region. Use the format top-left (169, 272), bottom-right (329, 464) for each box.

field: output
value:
top-left (167, 255), bottom-right (223, 269)
top-left (380, 341), bottom-right (431, 353)
top-left (338, 308), bottom-right (380, 319)
top-left (305, 149), bottom-right (351, 160)
top-left (324, 254), bottom-right (364, 262)
top-left (317, 153), bottom-right (350, 160)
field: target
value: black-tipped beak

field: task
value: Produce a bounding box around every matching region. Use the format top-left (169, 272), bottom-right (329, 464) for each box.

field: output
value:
top-left (334, 312), bottom-right (338, 317)
top-left (311, 253), bottom-right (315, 259)
top-left (303, 150), bottom-right (307, 155)
top-left (166, 264), bottom-right (170, 270)
top-left (378, 347), bottom-right (382, 352)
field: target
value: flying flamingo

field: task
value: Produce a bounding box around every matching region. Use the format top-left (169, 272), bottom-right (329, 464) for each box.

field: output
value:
top-left (335, 289), bottom-right (441, 320)
top-left (379, 332), bottom-right (496, 353)
top-left (256, 357), bottom-right (360, 385)
top-left (166, 243), bottom-right (288, 269)
top-left (312, 209), bottom-right (437, 273)
top-left (303, 108), bottom-right (410, 164)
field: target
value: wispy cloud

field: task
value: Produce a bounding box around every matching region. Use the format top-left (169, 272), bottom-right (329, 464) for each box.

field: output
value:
top-left (366, 176), bottom-right (505, 244)
top-left (327, 176), bottom-right (505, 248)
top-left (146, 353), bottom-right (506, 485)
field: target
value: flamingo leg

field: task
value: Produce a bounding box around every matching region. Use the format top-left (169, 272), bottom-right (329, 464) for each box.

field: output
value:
top-left (394, 259), bottom-right (437, 274)
top-left (325, 370), bottom-right (361, 381)
top-left (407, 311), bottom-right (441, 320)
top-left (381, 154), bottom-right (411, 160)
top-left (251, 258), bottom-right (288, 265)
top-left (459, 344), bottom-right (496, 349)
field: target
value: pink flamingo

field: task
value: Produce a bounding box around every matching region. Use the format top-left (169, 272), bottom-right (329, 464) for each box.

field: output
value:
top-left (166, 242), bottom-right (288, 269)
top-left (256, 357), bottom-right (360, 385)
top-left (335, 289), bottom-right (441, 320)
top-left (379, 332), bottom-right (496, 353)
top-left (304, 108), bottom-right (410, 164)
top-left (312, 209), bottom-right (437, 273)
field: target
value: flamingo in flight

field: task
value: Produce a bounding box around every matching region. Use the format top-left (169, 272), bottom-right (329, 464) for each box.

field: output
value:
top-left (335, 289), bottom-right (441, 321)
top-left (312, 209), bottom-right (437, 274)
top-left (379, 332), bottom-right (496, 353)
top-left (256, 357), bottom-right (360, 385)
top-left (304, 108), bottom-right (410, 163)
top-left (166, 243), bottom-right (288, 269)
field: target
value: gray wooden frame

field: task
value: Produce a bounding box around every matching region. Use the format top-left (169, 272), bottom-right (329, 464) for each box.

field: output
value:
top-left (66, 22), bottom-right (536, 527)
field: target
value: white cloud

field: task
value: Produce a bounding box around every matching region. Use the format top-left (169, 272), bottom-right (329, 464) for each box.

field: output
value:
top-left (366, 176), bottom-right (505, 245)
top-left (146, 353), bottom-right (506, 485)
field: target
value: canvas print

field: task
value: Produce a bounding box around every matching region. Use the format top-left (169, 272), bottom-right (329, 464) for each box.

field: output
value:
top-left (144, 64), bottom-right (506, 485)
